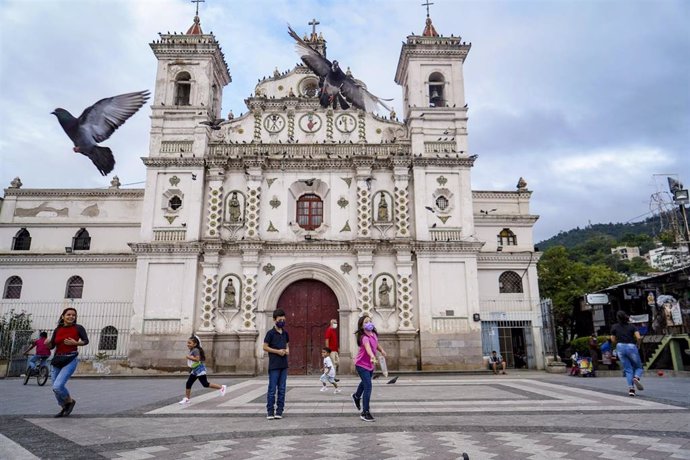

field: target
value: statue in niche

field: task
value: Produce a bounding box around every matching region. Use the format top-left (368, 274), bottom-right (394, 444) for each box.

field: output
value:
top-left (228, 192), bottom-right (241, 223)
top-left (377, 195), bottom-right (389, 222)
top-left (378, 278), bottom-right (392, 308)
top-left (223, 279), bottom-right (237, 309)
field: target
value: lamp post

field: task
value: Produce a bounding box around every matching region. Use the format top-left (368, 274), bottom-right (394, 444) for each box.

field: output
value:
top-left (672, 188), bottom-right (690, 255)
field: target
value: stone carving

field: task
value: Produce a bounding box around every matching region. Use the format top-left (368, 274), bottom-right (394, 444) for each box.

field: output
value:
top-left (437, 176), bottom-right (448, 186)
top-left (377, 194), bottom-right (389, 222)
top-left (378, 278), bottom-right (392, 308)
top-left (165, 215), bottom-right (177, 224)
top-left (169, 176), bottom-right (180, 186)
top-left (110, 176), bottom-right (121, 189)
top-left (337, 197), bottom-right (349, 209)
top-left (266, 178), bottom-right (277, 188)
top-left (267, 221), bottom-right (278, 232)
top-left (223, 278), bottom-right (237, 309)
top-left (340, 262), bottom-right (353, 275)
top-left (228, 192), bottom-right (242, 223)
top-left (15, 202), bottom-right (68, 217)
top-left (341, 177), bottom-right (352, 187)
top-left (263, 263), bottom-right (275, 275)
top-left (269, 196), bottom-right (281, 209)
top-left (517, 177), bottom-right (528, 190)
top-left (340, 220), bottom-right (351, 232)
top-left (10, 177), bottom-right (22, 189)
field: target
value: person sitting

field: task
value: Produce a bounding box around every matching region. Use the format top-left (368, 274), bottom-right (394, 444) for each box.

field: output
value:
top-left (489, 350), bottom-right (507, 374)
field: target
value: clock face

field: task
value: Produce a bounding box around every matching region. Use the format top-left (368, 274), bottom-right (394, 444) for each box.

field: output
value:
top-left (299, 112), bottom-right (322, 133)
top-left (264, 114), bottom-right (285, 133)
top-left (335, 114), bottom-right (357, 133)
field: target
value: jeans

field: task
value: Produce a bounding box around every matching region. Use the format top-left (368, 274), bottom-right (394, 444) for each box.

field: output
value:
top-left (267, 368), bottom-right (288, 415)
top-left (51, 357), bottom-right (79, 407)
top-left (355, 365), bottom-right (373, 413)
top-left (27, 355), bottom-right (48, 370)
top-left (616, 343), bottom-right (643, 387)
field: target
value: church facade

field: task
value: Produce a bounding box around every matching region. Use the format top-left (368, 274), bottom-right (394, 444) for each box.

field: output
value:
top-left (0, 14), bottom-right (543, 373)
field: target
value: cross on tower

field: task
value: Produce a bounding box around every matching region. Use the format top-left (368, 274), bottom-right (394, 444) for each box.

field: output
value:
top-left (192, 0), bottom-right (205, 16)
top-left (422, 0), bottom-right (434, 17)
top-left (308, 18), bottom-right (320, 38)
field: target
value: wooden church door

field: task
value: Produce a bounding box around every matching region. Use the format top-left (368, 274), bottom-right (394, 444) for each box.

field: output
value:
top-left (276, 279), bottom-right (339, 374)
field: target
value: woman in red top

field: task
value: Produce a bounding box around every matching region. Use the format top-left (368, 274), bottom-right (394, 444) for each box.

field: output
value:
top-left (45, 307), bottom-right (89, 417)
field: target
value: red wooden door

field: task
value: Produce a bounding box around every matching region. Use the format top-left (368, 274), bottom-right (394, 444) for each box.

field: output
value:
top-left (276, 279), bottom-right (339, 374)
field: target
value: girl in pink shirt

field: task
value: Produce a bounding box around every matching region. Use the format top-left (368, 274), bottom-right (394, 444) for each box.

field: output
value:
top-left (351, 315), bottom-right (386, 422)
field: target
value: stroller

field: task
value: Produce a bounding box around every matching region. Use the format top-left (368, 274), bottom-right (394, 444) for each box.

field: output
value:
top-left (576, 356), bottom-right (595, 377)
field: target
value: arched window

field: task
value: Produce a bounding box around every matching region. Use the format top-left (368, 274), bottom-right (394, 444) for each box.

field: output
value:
top-left (174, 72), bottom-right (192, 106)
top-left (499, 271), bottom-right (523, 294)
top-left (435, 195), bottom-right (449, 211)
top-left (99, 326), bottom-right (118, 351)
top-left (65, 276), bottom-right (84, 299)
top-left (497, 228), bottom-right (517, 246)
top-left (296, 194), bottom-right (323, 230)
top-left (3, 276), bottom-right (22, 299)
top-left (428, 72), bottom-right (445, 107)
top-left (72, 228), bottom-right (91, 250)
top-left (12, 228), bottom-right (31, 250)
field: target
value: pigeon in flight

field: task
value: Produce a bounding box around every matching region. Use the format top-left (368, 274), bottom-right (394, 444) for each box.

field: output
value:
top-left (52, 90), bottom-right (150, 176)
top-left (199, 118), bottom-right (225, 130)
top-left (287, 26), bottom-right (391, 112)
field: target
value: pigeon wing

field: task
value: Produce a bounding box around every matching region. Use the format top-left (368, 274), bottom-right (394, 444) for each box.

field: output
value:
top-left (287, 26), bottom-right (331, 78)
top-left (78, 90), bottom-right (150, 144)
top-left (339, 78), bottom-right (392, 113)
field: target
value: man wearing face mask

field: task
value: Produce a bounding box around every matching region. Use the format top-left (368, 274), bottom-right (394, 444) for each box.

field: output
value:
top-left (324, 318), bottom-right (339, 371)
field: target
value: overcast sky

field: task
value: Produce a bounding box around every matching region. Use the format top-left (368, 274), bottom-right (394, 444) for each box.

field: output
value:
top-left (1, 0), bottom-right (688, 242)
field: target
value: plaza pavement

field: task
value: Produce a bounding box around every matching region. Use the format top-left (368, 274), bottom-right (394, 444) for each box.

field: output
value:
top-left (1, 371), bottom-right (689, 459)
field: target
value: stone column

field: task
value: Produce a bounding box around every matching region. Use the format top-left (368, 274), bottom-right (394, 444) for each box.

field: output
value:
top-left (354, 161), bottom-right (373, 239)
top-left (354, 243), bottom-right (376, 316)
top-left (239, 242), bottom-right (261, 331)
top-left (393, 160), bottom-right (411, 238)
top-left (204, 163), bottom-right (225, 239)
top-left (244, 161), bottom-right (263, 240)
top-left (198, 243), bottom-right (221, 332)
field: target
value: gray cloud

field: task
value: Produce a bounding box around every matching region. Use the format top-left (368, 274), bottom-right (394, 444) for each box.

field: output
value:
top-left (1, 0), bottom-right (688, 242)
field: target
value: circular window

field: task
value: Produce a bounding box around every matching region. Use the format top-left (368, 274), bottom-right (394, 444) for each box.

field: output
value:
top-left (435, 195), bottom-right (448, 211)
top-left (299, 77), bottom-right (320, 98)
top-left (169, 196), bottom-right (182, 211)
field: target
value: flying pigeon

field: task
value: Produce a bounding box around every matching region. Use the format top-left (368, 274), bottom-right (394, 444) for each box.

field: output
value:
top-left (287, 26), bottom-right (391, 112)
top-left (386, 376), bottom-right (399, 384)
top-left (52, 90), bottom-right (150, 176)
top-left (199, 118), bottom-right (225, 130)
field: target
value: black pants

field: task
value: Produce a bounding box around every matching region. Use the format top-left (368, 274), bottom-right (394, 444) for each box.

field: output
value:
top-left (186, 373), bottom-right (210, 389)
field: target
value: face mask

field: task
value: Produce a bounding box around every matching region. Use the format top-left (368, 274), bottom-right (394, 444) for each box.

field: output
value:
top-left (276, 320), bottom-right (286, 328)
top-left (332, 323), bottom-right (338, 329)
top-left (364, 322), bottom-right (375, 331)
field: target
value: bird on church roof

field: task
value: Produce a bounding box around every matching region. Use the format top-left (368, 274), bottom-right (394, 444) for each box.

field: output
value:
top-left (51, 90), bottom-right (150, 176)
top-left (287, 25), bottom-right (391, 112)
top-left (199, 118), bottom-right (225, 130)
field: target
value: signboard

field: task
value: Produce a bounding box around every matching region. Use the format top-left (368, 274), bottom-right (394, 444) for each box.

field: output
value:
top-left (586, 293), bottom-right (609, 305)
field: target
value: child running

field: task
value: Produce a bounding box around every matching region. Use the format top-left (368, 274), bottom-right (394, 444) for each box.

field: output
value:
top-left (179, 335), bottom-right (226, 405)
top-left (319, 347), bottom-right (341, 393)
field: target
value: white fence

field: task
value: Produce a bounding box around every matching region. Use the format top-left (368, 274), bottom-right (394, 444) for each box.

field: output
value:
top-left (1, 300), bottom-right (133, 360)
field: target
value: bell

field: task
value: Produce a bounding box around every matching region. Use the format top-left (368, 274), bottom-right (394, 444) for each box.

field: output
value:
top-left (430, 90), bottom-right (440, 99)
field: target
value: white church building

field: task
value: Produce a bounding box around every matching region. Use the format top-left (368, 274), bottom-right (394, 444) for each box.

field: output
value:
top-left (0, 13), bottom-right (544, 374)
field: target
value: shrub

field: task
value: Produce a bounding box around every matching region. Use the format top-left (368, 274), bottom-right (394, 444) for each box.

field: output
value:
top-left (0, 309), bottom-right (33, 359)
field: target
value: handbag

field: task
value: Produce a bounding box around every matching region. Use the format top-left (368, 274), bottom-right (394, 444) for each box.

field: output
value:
top-left (51, 353), bottom-right (77, 369)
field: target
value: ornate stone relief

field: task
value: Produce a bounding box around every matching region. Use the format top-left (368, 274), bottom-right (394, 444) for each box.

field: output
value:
top-left (245, 186), bottom-right (262, 239)
top-left (267, 221), bottom-right (278, 232)
top-left (299, 112), bottom-right (322, 133)
top-left (357, 273), bottom-right (372, 315)
top-left (262, 263), bottom-right (275, 275)
top-left (241, 274), bottom-right (258, 329)
top-left (340, 262), bottom-right (352, 275)
top-left (206, 185), bottom-right (223, 238)
top-left (336, 113), bottom-right (357, 133)
top-left (356, 185), bottom-right (371, 237)
top-left (263, 114), bottom-right (285, 133)
top-left (165, 215), bottom-right (177, 224)
top-left (200, 273), bottom-right (218, 330)
top-left (397, 274), bottom-right (415, 330)
top-left (357, 111), bottom-right (366, 142)
top-left (341, 177), bottom-right (352, 187)
top-left (436, 175), bottom-right (448, 186)
top-left (269, 196), bottom-right (281, 209)
top-left (169, 175), bottom-right (180, 186)
top-left (340, 220), bottom-right (351, 232)
top-left (224, 191), bottom-right (245, 224)
top-left (337, 196), bottom-right (349, 209)
top-left (266, 178), bottom-right (277, 188)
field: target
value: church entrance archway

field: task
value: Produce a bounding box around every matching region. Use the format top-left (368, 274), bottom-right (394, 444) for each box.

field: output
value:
top-left (276, 279), bottom-right (339, 374)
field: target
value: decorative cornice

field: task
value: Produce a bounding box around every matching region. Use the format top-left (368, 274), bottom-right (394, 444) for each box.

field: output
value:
top-left (141, 158), bottom-right (206, 167)
top-left (412, 241), bottom-right (484, 253)
top-left (0, 222), bottom-right (141, 228)
top-left (473, 190), bottom-right (532, 199)
top-left (412, 157), bottom-right (475, 167)
top-left (208, 143), bottom-right (411, 159)
top-left (474, 215), bottom-right (540, 225)
top-left (128, 242), bottom-right (204, 254)
top-left (478, 252), bottom-right (542, 264)
top-left (0, 253), bottom-right (136, 265)
top-left (3, 188), bottom-right (144, 198)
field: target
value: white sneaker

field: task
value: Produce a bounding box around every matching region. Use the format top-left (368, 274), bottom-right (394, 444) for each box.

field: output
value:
top-left (178, 397), bottom-right (190, 405)
top-left (320, 386), bottom-right (328, 392)
top-left (220, 385), bottom-right (227, 396)
top-left (334, 388), bottom-right (341, 394)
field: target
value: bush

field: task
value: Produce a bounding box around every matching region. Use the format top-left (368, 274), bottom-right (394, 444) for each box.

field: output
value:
top-left (569, 335), bottom-right (607, 355)
top-left (0, 309), bottom-right (33, 359)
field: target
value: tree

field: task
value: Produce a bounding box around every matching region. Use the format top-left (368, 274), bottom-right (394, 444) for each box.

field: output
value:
top-left (538, 246), bottom-right (625, 348)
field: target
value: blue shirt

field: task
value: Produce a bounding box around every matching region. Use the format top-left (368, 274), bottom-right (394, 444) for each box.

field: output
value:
top-left (264, 327), bottom-right (289, 370)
